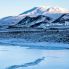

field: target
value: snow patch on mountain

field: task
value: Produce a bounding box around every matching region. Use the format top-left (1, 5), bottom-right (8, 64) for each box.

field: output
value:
top-left (46, 7), bottom-right (69, 13)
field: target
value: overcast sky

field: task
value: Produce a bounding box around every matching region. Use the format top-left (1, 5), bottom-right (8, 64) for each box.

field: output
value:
top-left (0, 0), bottom-right (69, 18)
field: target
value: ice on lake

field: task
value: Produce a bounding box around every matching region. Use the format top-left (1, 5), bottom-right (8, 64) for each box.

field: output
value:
top-left (0, 43), bottom-right (69, 69)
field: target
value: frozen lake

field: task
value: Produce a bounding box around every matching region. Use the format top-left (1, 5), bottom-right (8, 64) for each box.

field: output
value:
top-left (0, 44), bottom-right (69, 69)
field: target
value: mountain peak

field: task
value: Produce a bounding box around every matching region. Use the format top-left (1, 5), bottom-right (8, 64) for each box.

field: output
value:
top-left (20, 6), bottom-right (69, 16)
top-left (20, 7), bottom-right (46, 16)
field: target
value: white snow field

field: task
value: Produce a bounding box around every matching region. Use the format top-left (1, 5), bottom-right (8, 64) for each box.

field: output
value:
top-left (0, 44), bottom-right (69, 69)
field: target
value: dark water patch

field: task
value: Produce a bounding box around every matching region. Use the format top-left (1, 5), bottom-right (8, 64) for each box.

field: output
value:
top-left (65, 48), bottom-right (69, 49)
top-left (0, 42), bottom-right (69, 50)
top-left (7, 57), bottom-right (45, 69)
top-left (26, 45), bottom-right (67, 50)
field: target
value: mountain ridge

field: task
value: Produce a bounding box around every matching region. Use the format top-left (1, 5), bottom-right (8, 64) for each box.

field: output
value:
top-left (20, 7), bottom-right (69, 15)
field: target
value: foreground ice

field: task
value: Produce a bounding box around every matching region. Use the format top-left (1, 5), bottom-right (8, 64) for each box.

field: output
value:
top-left (7, 57), bottom-right (45, 69)
top-left (0, 43), bottom-right (69, 69)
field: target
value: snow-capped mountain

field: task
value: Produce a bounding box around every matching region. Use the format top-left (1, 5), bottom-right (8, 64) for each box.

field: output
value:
top-left (0, 6), bottom-right (69, 29)
top-left (0, 6), bottom-right (69, 43)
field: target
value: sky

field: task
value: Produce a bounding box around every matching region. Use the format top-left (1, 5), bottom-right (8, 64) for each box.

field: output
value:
top-left (0, 0), bottom-right (69, 18)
